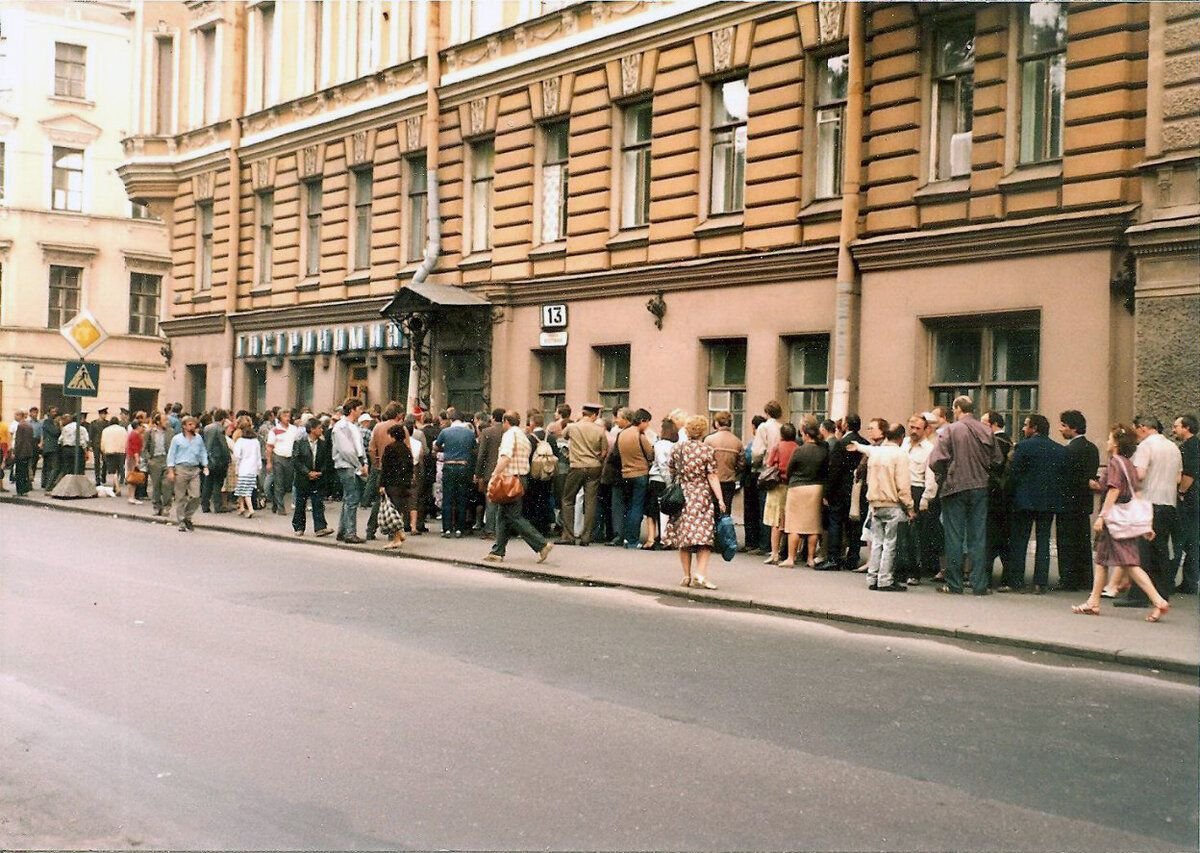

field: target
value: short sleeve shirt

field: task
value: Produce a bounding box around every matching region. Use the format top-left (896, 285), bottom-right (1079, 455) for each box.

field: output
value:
top-left (1131, 432), bottom-right (1182, 506)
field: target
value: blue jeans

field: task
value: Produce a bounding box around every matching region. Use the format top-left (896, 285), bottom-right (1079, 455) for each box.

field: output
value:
top-left (621, 475), bottom-right (648, 547)
top-left (942, 487), bottom-right (989, 594)
top-left (293, 486), bottom-right (327, 533)
top-left (336, 468), bottom-right (361, 538)
top-left (1008, 509), bottom-right (1054, 588)
top-left (441, 464), bottom-right (471, 533)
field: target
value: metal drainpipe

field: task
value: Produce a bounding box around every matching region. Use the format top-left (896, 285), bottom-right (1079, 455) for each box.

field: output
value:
top-left (831, 3), bottom-right (864, 421)
top-left (223, 1), bottom-right (246, 411)
top-left (405, 0), bottom-right (442, 414)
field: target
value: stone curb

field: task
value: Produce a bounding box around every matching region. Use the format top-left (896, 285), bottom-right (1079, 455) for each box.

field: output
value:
top-left (4, 494), bottom-right (1196, 676)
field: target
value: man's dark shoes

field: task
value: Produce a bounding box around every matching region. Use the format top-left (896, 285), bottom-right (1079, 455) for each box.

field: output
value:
top-left (1175, 584), bottom-right (1197, 595)
top-left (876, 583), bottom-right (908, 592)
top-left (342, 535), bottom-right (365, 544)
top-left (814, 560), bottom-right (840, 571)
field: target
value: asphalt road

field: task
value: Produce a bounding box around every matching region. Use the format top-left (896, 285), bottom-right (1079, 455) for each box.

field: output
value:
top-left (2, 501), bottom-right (1197, 851)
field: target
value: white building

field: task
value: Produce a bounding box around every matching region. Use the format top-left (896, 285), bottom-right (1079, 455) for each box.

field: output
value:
top-left (0, 0), bottom-right (170, 419)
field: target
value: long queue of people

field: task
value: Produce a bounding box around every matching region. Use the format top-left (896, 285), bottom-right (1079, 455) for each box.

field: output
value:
top-left (4, 396), bottom-right (1196, 622)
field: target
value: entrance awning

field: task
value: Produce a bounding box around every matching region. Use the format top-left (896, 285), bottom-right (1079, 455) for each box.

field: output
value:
top-left (379, 282), bottom-right (490, 318)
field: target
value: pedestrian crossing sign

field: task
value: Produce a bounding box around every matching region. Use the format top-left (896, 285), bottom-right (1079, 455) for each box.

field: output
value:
top-left (64, 361), bottom-right (100, 397)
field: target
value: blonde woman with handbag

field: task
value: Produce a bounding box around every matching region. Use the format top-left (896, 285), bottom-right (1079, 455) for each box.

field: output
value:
top-left (1072, 424), bottom-right (1169, 622)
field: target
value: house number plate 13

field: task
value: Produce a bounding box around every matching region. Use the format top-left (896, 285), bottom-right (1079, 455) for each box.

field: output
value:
top-left (541, 304), bottom-right (568, 329)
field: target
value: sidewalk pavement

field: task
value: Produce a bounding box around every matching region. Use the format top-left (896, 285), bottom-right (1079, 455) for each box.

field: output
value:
top-left (3, 488), bottom-right (1196, 675)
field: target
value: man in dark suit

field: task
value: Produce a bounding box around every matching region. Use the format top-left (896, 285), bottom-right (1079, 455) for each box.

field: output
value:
top-left (88, 407), bottom-right (109, 485)
top-left (201, 409), bottom-right (231, 512)
top-left (818, 414), bottom-right (865, 571)
top-left (1003, 413), bottom-right (1065, 594)
top-left (1056, 409), bottom-right (1100, 592)
top-left (292, 417), bottom-right (333, 536)
top-left (474, 408), bottom-right (507, 538)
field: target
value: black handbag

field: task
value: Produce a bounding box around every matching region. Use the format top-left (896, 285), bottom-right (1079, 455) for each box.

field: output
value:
top-left (757, 465), bottom-right (782, 489)
top-left (660, 481), bottom-right (685, 517)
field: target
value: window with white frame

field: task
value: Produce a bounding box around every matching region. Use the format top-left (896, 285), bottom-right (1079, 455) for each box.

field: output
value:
top-left (786, 336), bottom-right (830, 425)
top-left (303, 178), bottom-right (322, 277)
top-left (47, 265), bottom-right (81, 328)
top-left (1018, 1), bottom-right (1067, 164)
top-left (405, 157), bottom-right (426, 262)
top-left (814, 54), bottom-right (848, 199)
top-left (469, 139), bottom-right (494, 253)
top-left (931, 18), bottom-right (975, 180)
top-left (929, 318), bottom-right (1040, 432)
top-left (541, 120), bottom-right (569, 243)
top-left (197, 201), bottom-right (213, 291)
top-left (54, 42), bottom-right (86, 98)
top-left (51, 146), bottom-right (83, 212)
top-left (596, 345), bottom-right (630, 411)
top-left (256, 190), bottom-right (274, 286)
top-left (154, 36), bottom-right (175, 135)
top-left (537, 350), bottom-right (567, 418)
top-left (353, 168), bottom-right (373, 270)
top-left (706, 340), bottom-right (746, 433)
top-left (257, 2), bottom-right (275, 108)
top-left (199, 25), bottom-right (218, 125)
top-left (710, 78), bottom-right (747, 214)
top-left (621, 101), bottom-right (652, 228)
top-left (129, 272), bottom-right (161, 336)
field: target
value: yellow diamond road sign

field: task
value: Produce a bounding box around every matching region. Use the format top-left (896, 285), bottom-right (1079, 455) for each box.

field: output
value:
top-left (60, 309), bottom-right (109, 358)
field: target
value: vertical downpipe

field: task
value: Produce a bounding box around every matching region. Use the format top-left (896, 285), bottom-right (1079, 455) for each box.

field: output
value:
top-left (223, 2), bottom-right (247, 410)
top-left (831, 3), bottom-right (864, 421)
top-left (406, 0), bottom-right (441, 413)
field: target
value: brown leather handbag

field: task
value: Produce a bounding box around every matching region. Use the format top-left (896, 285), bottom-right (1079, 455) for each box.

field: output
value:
top-left (487, 472), bottom-right (524, 504)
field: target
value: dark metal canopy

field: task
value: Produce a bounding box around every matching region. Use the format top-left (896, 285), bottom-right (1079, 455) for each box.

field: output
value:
top-left (380, 282), bottom-right (490, 319)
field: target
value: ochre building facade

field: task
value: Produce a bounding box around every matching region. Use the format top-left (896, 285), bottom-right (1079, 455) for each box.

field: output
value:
top-left (119, 0), bottom-right (1199, 435)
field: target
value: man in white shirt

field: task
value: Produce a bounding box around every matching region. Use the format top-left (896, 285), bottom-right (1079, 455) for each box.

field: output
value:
top-left (898, 413), bottom-right (939, 585)
top-left (266, 408), bottom-right (300, 515)
top-left (100, 417), bottom-right (128, 490)
top-left (331, 398), bottom-right (368, 543)
top-left (1116, 415), bottom-right (1183, 607)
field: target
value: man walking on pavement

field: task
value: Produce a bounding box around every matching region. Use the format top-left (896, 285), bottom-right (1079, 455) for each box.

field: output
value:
top-left (167, 416), bottom-right (208, 532)
top-left (88, 408), bottom-right (109, 486)
top-left (332, 397), bottom-right (368, 544)
top-left (266, 408), bottom-right (300, 516)
top-left (1003, 414), bottom-right (1065, 594)
top-left (928, 395), bottom-right (1003, 595)
top-left (201, 409), bottom-right (231, 512)
top-left (1115, 416), bottom-right (1182, 608)
top-left (559, 402), bottom-right (608, 546)
top-left (1056, 410), bottom-right (1100, 593)
top-left (39, 407), bottom-right (61, 490)
top-left (292, 417), bottom-right (334, 537)
top-left (483, 410), bottom-right (554, 565)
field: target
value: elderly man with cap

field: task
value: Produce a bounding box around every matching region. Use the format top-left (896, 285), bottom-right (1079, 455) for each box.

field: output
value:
top-left (88, 407), bottom-right (110, 485)
top-left (558, 402), bottom-right (609, 546)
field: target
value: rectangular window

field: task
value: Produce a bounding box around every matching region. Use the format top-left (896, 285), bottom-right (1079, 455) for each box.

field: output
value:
top-left (930, 319), bottom-right (1040, 431)
top-left (304, 179), bottom-right (322, 277)
top-left (1018, 2), bottom-right (1067, 164)
top-left (48, 265), bottom-right (82, 328)
top-left (406, 157), bottom-right (426, 262)
top-left (246, 363), bottom-right (267, 413)
top-left (444, 350), bottom-right (485, 415)
top-left (814, 55), bottom-right (848, 199)
top-left (537, 350), bottom-right (567, 419)
top-left (710, 78), bottom-right (748, 214)
top-left (51, 146), bottom-right (83, 212)
top-left (199, 26), bottom-right (217, 125)
top-left (310, 0), bottom-right (324, 90)
top-left (197, 201), bottom-right (213, 291)
top-left (786, 336), bottom-right (830, 425)
top-left (128, 272), bottom-right (161, 336)
top-left (596, 345), bottom-right (631, 412)
top-left (154, 36), bottom-right (174, 135)
top-left (469, 139), bottom-right (494, 253)
top-left (931, 18), bottom-right (975, 180)
top-left (258, 2), bottom-right (274, 107)
top-left (353, 168), bottom-right (373, 270)
top-left (621, 101), bottom-right (652, 227)
top-left (541, 120), bottom-right (569, 243)
top-left (54, 42), bottom-right (86, 98)
top-left (292, 360), bottom-right (314, 410)
top-left (186, 364), bottom-right (207, 413)
top-left (706, 340), bottom-right (747, 433)
top-left (256, 191), bottom-right (274, 286)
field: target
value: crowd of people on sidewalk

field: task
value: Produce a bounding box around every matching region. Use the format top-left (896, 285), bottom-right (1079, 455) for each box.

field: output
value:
top-left (4, 395), bottom-right (1196, 623)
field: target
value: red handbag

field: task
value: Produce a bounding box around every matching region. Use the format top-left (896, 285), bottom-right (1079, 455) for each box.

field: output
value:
top-left (487, 472), bottom-right (524, 504)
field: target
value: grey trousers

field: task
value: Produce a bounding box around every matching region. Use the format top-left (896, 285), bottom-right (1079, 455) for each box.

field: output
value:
top-left (271, 454), bottom-right (294, 512)
top-left (148, 455), bottom-right (172, 512)
top-left (561, 466), bottom-right (601, 544)
top-left (867, 505), bottom-right (906, 588)
top-left (173, 464), bottom-right (201, 523)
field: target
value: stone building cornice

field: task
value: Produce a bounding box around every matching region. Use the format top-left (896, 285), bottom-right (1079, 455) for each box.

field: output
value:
top-left (850, 206), bottom-right (1139, 271)
top-left (160, 312), bottom-right (226, 337)
top-left (227, 297), bottom-right (394, 333)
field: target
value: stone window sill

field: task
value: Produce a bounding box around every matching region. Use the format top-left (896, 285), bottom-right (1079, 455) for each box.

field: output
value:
top-left (192, 292), bottom-right (213, 304)
top-left (529, 241), bottom-right (567, 260)
top-left (606, 227), bottom-right (649, 250)
top-left (344, 270), bottom-right (371, 285)
top-left (695, 213), bottom-right (743, 238)
top-left (798, 196), bottom-right (843, 224)
top-left (297, 276), bottom-right (320, 292)
top-left (914, 177), bottom-right (971, 203)
top-left (998, 162), bottom-right (1063, 193)
top-left (251, 283), bottom-right (273, 294)
top-left (460, 251), bottom-right (493, 270)
top-left (49, 95), bottom-right (95, 109)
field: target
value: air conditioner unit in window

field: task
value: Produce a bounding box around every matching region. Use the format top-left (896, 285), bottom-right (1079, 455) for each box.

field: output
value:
top-left (949, 131), bottom-right (972, 178)
top-left (708, 390), bottom-right (731, 412)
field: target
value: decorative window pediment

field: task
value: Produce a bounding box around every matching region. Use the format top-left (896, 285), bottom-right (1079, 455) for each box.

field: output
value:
top-left (39, 113), bottom-right (102, 147)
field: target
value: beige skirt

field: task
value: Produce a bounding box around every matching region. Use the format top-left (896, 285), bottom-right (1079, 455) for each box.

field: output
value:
top-left (784, 483), bottom-right (823, 534)
top-left (763, 485), bottom-right (787, 527)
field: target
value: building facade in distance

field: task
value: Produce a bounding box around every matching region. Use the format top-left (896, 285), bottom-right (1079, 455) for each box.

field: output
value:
top-left (1, 0), bottom-right (171, 418)
top-left (118, 0), bottom-right (1199, 432)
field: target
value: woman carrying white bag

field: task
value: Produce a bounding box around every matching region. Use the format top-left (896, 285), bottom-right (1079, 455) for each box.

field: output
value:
top-left (1071, 423), bottom-right (1169, 622)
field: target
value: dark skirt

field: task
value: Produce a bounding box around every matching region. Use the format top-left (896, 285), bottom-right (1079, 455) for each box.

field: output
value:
top-left (646, 479), bottom-right (666, 517)
top-left (1093, 525), bottom-right (1141, 568)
